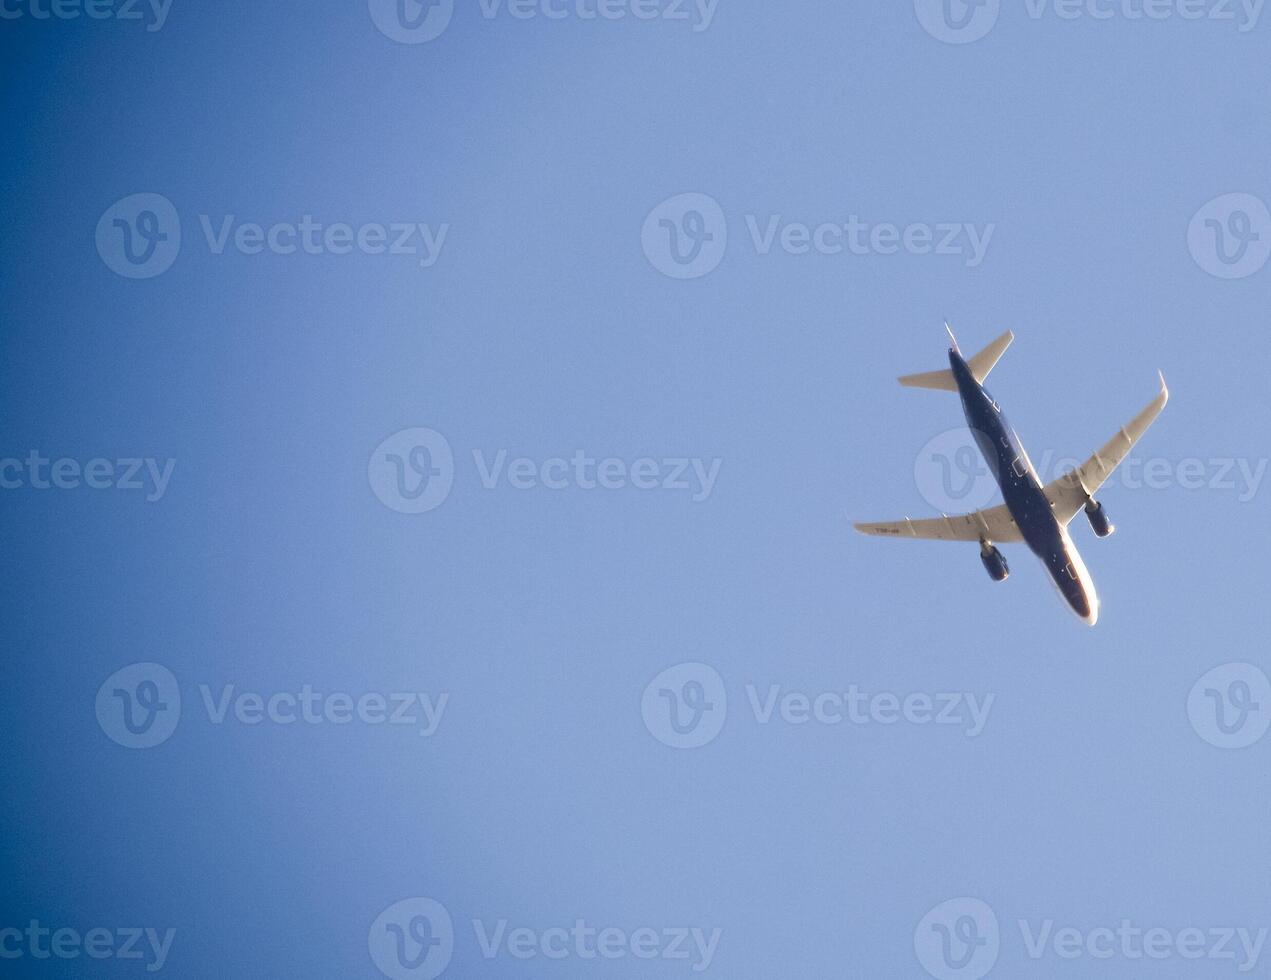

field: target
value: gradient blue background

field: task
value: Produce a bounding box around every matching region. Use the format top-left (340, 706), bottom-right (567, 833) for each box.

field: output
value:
top-left (2, 1), bottom-right (1270, 977)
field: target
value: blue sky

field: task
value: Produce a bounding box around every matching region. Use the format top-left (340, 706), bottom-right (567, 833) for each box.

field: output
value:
top-left (2, 1), bottom-right (1271, 977)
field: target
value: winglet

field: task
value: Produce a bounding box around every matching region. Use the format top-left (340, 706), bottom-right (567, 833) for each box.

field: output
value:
top-left (1158, 370), bottom-right (1169, 403)
top-left (944, 320), bottom-right (959, 352)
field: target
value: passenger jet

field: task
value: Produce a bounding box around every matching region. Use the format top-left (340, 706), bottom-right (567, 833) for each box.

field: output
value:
top-left (855, 327), bottom-right (1168, 625)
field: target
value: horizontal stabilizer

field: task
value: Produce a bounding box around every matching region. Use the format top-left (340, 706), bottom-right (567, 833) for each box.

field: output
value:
top-left (898, 367), bottom-right (959, 391)
top-left (968, 330), bottom-right (1013, 383)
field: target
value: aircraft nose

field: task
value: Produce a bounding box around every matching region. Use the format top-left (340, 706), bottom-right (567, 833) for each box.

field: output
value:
top-left (1068, 590), bottom-right (1098, 627)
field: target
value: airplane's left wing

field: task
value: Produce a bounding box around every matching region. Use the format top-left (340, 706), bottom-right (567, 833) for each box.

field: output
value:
top-left (1042, 372), bottom-right (1169, 525)
top-left (854, 502), bottom-right (1024, 543)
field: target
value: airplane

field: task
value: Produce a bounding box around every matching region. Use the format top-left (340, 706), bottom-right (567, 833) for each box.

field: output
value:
top-left (854, 325), bottom-right (1169, 625)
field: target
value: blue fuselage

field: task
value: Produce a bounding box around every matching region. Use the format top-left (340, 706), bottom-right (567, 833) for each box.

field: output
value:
top-left (949, 349), bottom-right (1098, 624)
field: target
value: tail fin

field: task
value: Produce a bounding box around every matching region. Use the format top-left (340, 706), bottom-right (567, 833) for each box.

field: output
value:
top-left (898, 330), bottom-right (1015, 391)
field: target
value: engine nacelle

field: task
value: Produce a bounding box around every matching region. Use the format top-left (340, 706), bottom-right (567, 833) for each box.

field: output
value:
top-left (980, 542), bottom-right (1010, 582)
top-left (1084, 499), bottom-right (1115, 538)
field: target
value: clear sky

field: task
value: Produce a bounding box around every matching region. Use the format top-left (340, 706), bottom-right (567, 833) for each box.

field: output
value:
top-left (2, 1), bottom-right (1270, 977)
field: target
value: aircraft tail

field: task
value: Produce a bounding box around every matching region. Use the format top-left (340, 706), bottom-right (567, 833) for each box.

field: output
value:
top-left (898, 330), bottom-right (1015, 391)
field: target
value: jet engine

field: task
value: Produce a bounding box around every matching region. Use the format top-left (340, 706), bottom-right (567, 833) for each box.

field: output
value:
top-left (1084, 499), bottom-right (1115, 538)
top-left (979, 542), bottom-right (1010, 582)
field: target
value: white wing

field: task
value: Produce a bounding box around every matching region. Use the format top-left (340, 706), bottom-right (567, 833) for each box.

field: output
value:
top-left (854, 502), bottom-right (1024, 543)
top-left (1042, 372), bottom-right (1170, 524)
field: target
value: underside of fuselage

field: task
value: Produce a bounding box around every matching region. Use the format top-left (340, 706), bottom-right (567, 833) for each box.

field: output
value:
top-left (948, 347), bottom-right (1100, 625)
top-left (1039, 532), bottom-right (1100, 626)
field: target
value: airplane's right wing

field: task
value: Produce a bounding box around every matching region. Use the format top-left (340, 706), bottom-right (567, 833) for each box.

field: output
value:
top-left (1042, 372), bottom-right (1170, 525)
top-left (854, 502), bottom-right (1024, 543)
